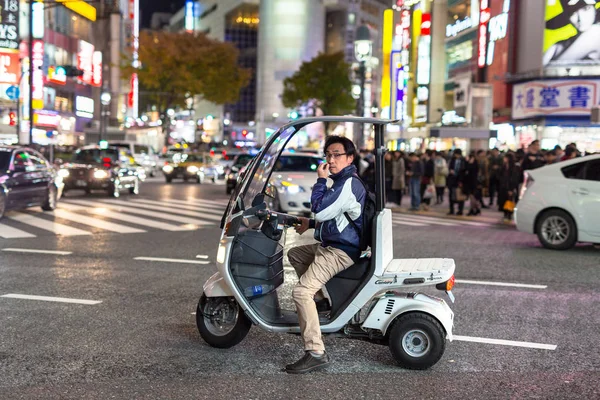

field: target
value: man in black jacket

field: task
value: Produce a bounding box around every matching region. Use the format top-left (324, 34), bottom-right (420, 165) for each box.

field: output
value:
top-left (521, 140), bottom-right (546, 172)
top-left (447, 149), bottom-right (466, 215)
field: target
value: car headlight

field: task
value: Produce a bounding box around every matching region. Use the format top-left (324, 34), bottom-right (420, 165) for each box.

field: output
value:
top-left (93, 170), bottom-right (109, 179)
top-left (187, 165), bottom-right (199, 174)
top-left (163, 165), bottom-right (174, 174)
top-left (227, 173), bottom-right (236, 180)
top-left (58, 169), bottom-right (70, 178)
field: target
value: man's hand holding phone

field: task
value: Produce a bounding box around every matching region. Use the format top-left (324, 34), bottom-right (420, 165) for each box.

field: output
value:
top-left (318, 162), bottom-right (330, 179)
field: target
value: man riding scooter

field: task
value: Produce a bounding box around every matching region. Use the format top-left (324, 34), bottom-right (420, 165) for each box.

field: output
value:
top-left (285, 136), bottom-right (366, 374)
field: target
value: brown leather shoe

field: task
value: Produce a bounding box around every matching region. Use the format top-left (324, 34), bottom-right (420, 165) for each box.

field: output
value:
top-left (285, 351), bottom-right (330, 374)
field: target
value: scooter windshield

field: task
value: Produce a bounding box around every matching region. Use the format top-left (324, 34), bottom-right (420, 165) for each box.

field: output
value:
top-left (242, 126), bottom-right (297, 208)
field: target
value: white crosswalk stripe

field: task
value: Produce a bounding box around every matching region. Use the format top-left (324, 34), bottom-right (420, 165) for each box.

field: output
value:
top-left (392, 213), bottom-right (495, 228)
top-left (0, 224), bottom-right (36, 239)
top-left (94, 199), bottom-right (224, 222)
top-left (130, 198), bottom-right (226, 212)
top-left (59, 200), bottom-right (204, 229)
top-left (47, 209), bottom-right (147, 234)
top-left (7, 213), bottom-right (92, 236)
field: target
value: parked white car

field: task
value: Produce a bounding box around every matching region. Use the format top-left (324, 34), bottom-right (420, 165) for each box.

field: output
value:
top-left (267, 152), bottom-right (323, 215)
top-left (515, 154), bottom-right (600, 250)
top-left (108, 141), bottom-right (160, 178)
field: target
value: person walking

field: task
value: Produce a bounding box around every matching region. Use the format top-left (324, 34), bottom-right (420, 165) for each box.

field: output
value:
top-left (447, 149), bottom-right (466, 216)
top-left (476, 149), bottom-right (489, 209)
top-left (391, 151), bottom-right (405, 206)
top-left (498, 153), bottom-right (520, 222)
top-left (419, 150), bottom-right (435, 211)
top-left (488, 148), bottom-right (503, 207)
top-left (464, 152), bottom-right (481, 216)
top-left (433, 151), bottom-right (448, 204)
top-left (407, 153), bottom-right (423, 211)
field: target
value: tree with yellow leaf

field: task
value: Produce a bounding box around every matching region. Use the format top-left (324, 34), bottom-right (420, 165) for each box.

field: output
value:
top-left (122, 30), bottom-right (251, 123)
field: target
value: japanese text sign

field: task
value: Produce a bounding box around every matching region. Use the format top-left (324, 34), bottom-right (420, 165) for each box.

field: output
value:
top-left (512, 79), bottom-right (600, 119)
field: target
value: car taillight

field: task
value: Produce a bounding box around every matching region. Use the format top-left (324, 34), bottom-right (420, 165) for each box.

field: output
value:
top-left (102, 157), bottom-right (112, 168)
top-left (519, 173), bottom-right (535, 200)
top-left (436, 275), bottom-right (455, 291)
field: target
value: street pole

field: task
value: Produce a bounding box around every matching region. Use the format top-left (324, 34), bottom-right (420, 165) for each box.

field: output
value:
top-left (28, 0), bottom-right (34, 146)
top-left (356, 60), bottom-right (366, 150)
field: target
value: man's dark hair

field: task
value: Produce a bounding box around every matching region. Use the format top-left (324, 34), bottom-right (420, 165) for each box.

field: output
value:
top-left (453, 148), bottom-right (462, 156)
top-left (554, 144), bottom-right (562, 151)
top-left (425, 149), bottom-right (433, 156)
top-left (476, 149), bottom-right (485, 155)
top-left (324, 135), bottom-right (356, 158)
top-left (566, 147), bottom-right (577, 156)
top-left (408, 152), bottom-right (416, 157)
top-left (531, 140), bottom-right (540, 146)
top-left (546, 149), bottom-right (556, 156)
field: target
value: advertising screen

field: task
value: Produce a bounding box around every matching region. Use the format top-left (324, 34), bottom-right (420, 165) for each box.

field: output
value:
top-left (543, 0), bottom-right (600, 66)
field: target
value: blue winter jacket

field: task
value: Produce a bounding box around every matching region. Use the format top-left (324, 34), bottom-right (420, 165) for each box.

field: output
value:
top-left (311, 165), bottom-right (366, 261)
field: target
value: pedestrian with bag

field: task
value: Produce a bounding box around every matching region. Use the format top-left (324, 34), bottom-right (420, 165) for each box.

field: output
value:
top-left (391, 151), bottom-right (405, 206)
top-left (433, 151), bottom-right (448, 204)
top-left (498, 153), bottom-right (520, 222)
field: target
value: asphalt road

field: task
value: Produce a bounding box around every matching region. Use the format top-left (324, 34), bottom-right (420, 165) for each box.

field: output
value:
top-left (0, 177), bottom-right (599, 399)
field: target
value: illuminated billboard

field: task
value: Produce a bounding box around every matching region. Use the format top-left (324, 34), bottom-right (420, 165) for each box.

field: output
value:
top-left (543, 0), bottom-right (600, 66)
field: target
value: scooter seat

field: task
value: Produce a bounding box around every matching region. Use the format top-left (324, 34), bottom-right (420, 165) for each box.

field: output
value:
top-left (335, 257), bottom-right (371, 280)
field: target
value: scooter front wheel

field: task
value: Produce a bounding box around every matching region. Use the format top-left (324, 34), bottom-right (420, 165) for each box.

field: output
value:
top-left (388, 312), bottom-right (446, 370)
top-left (196, 294), bottom-right (251, 348)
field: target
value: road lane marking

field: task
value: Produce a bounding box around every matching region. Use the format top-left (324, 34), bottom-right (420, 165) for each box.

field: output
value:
top-left (186, 198), bottom-right (229, 207)
top-left (453, 335), bottom-right (557, 350)
top-left (134, 257), bottom-right (210, 265)
top-left (394, 213), bottom-right (491, 227)
top-left (393, 216), bottom-right (457, 227)
top-left (96, 199), bottom-right (223, 222)
top-left (0, 294), bottom-right (102, 305)
top-left (2, 248), bottom-right (72, 255)
top-left (137, 198), bottom-right (225, 211)
top-left (60, 201), bottom-right (201, 230)
top-left (49, 209), bottom-right (146, 234)
top-left (7, 213), bottom-right (92, 236)
top-left (0, 224), bottom-right (36, 239)
top-left (456, 279), bottom-right (547, 289)
top-left (196, 255), bottom-right (209, 259)
top-left (391, 219), bottom-right (428, 227)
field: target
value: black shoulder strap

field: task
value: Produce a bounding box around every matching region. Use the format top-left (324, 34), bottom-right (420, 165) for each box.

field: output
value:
top-left (344, 212), bottom-right (360, 233)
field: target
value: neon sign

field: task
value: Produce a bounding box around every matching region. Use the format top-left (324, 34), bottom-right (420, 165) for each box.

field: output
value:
top-left (32, 40), bottom-right (44, 110)
top-left (478, 0), bottom-right (491, 68)
top-left (486, 0), bottom-right (510, 66)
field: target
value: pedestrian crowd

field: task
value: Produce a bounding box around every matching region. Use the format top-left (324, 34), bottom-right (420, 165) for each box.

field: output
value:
top-left (356, 141), bottom-right (587, 222)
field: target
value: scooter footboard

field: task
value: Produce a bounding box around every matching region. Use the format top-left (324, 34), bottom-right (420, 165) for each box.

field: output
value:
top-left (361, 293), bottom-right (454, 340)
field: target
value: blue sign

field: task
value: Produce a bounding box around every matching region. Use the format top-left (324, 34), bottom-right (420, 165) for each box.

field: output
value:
top-left (46, 130), bottom-right (56, 138)
top-left (6, 86), bottom-right (19, 100)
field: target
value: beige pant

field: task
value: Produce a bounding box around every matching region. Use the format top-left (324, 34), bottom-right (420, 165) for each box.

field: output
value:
top-left (288, 243), bottom-right (354, 351)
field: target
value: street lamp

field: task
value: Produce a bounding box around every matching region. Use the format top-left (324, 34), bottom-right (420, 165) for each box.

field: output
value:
top-left (354, 25), bottom-right (372, 149)
top-left (99, 91), bottom-right (111, 143)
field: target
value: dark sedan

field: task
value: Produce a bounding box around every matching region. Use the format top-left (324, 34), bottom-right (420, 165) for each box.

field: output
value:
top-left (0, 146), bottom-right (62, 219)
top-left (225, 153), bottom-right (255, 194)
top-left (59, 145), bottom-right (141, 198)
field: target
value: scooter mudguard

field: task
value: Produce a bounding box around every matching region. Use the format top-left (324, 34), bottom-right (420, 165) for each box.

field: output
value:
top-left (361, 293), bottom-right (454, 340)
top-left (203, 272), bottom-right (234, 297)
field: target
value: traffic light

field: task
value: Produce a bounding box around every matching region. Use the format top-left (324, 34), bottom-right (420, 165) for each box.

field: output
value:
top-left (289, 111), bottom-right (299, 120)
top-left (8, 112), bottom-right (16, 126)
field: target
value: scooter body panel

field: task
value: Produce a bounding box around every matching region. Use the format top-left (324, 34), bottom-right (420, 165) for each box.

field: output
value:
top-left (203, 271), bottom-right (234, 297)
top-left (361, 293), bottom-right (454, 340)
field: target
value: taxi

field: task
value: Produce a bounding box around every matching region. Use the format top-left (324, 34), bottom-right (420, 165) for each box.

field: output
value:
top-left (162, 152), bottom-right (215, 183)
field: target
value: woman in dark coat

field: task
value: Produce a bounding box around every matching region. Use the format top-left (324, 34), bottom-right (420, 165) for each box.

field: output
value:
top-left (498, 153), bottom-right (521, 221)
top-left (463, 152), bottom-right (481, 215)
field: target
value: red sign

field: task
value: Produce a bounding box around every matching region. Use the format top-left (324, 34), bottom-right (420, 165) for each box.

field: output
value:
top-left (478, 0), bottom-right (491, 68)
top-left (92, 50), bottom-right (102, 87)
top-left (128, 73), bottom-right (138, 108)
top-left (77, 40), bottom-right (94, 85)
top-left (421, 13), bottom-right (431, 36)
top-left (0, 50), bottom-right (20, 85)
top-left (401, 10), bottom-right (411, 50)
top-left (32, 40), bottom-right (44, 110)
top-left (48, 66), bottom-right (67, 85)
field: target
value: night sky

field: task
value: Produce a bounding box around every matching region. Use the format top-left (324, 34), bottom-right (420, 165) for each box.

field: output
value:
top-left (140, 0), bottom-right (185, 28)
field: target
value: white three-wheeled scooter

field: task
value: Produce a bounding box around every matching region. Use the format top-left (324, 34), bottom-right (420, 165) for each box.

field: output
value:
top-left (197, 117), bottom-right (456, 369)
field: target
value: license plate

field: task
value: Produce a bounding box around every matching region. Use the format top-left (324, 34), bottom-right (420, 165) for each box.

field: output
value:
top-left (75, 180), bottom-right (87, 187)
top-left (446, 290), bottom-right (455, 303)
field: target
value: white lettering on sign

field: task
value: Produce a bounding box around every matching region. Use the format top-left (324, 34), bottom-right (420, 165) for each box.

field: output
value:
top-left (75, 96), bottom-right (94, 118)
top-left (35, 112), bottom-right (60, 128)
top-left (77, 40), bottom-right (94, 85)
top-left (32, 40), bottom-right (44, 108)
top-left (92, 51), bottom-right (102, 87)
top-left (486, 0), bottom-right (510, 66)
top-left (446, 17), bottom-right (473, 37)
top-left (0, 54), bottom-right (16, 83)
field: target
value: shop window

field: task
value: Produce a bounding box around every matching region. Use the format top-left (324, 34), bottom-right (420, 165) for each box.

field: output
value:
top-left (585, 160), bottom-right (600, 182)
top-left (561, 162), bottom-right (586, 180)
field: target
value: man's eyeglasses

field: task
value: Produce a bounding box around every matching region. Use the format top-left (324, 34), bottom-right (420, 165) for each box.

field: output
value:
top-left (323, 152), bottom-right (347, 160)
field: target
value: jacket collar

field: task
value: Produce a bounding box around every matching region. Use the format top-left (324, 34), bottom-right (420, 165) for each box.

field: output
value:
top-left (330, 165), bottom-right (357, 181)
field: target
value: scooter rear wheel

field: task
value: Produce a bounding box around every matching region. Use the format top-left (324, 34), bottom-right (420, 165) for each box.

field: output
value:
top-left (196, 294), bottom-right (251, 348)
top-left (388, 312), bottom-right (446, 370)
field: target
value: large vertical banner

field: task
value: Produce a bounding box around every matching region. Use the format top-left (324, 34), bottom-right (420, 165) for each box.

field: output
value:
top-left (543, 0), bottom-right (600, 66)
top-left (127, 0), bottom-right (139, 118)
top-left (0, 0), bottom-right (20, 85)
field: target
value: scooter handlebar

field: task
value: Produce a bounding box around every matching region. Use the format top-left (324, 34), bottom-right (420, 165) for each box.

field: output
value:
top-left (254, 209), bottom-right (301, 227)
